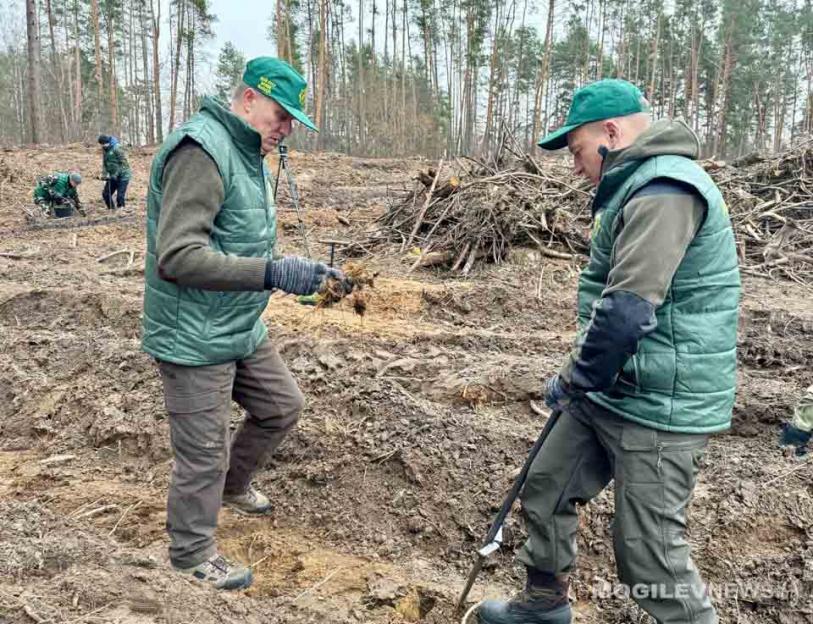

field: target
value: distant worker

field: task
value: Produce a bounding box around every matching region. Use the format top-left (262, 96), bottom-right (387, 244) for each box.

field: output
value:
top-left (32, 171), bottom-right (84, 218)
top-left (98, 134), bottom-right (131, 209)
top-left (779, 384), bottom-right (812, 456)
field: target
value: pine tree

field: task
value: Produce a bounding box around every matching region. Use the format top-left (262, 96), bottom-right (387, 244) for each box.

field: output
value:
top-left (214, 41), bottom-right (246, 101)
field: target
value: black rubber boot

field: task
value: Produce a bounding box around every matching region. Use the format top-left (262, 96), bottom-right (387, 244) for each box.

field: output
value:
top-left (477, 569), bottom-right (572, 624)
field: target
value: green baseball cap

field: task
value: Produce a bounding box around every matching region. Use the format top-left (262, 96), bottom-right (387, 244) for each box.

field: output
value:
top-left (537, 79), bottom-right (650, 150)
top-left (242, 57), bottom-right (318, 131)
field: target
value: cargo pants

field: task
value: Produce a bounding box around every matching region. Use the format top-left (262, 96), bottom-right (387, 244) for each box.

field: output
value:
top-left (518, 398), bottom-right (716, 624)
top-left (158, 338), bottom-right (304, 568)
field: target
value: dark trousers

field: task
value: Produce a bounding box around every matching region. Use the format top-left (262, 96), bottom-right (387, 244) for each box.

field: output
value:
top-left (103, 176), bottom-right (129, 208)
top-left (157, 339), bottom-right (304, 568)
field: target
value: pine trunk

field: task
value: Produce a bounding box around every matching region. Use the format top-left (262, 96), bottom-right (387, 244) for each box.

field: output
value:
top-left (647, 10), bottom-right (661, 103)
top-left (140, 0), bottom-right (154, 144)
top-left (531, 0), bottom-right (555, 145)
top-left (106, 1), bottom-right (118, 132)
top-left (169, 0), bottom-right (186, 133)
top-left (91, 0), bottom-right (104, 123)
top-left (73, 0), bottom-right (82, 129)
top-left (482, 2), bottom-right (502, 153)
top-left (25, 0), bottom-right (43, 144)
top-left (357, 0), bottom-right (366, 152)
top-left (315, 0), bottom-right (328, 145)
top-left (150, 0), bottom-right (162, 142)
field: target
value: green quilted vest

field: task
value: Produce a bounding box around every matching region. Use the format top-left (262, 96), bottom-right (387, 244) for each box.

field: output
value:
top-left (141, 97), bottom-right (277, 366)
top-left (579, 154), bottom-right (741, 433)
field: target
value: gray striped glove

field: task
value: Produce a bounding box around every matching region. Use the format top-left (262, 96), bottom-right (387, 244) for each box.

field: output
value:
top-left (264, 256), bottom-right (345, 295)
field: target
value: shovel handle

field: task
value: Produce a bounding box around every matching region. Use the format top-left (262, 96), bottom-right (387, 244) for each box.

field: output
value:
top-left (482, 409), bottom-right (562, 546)
top-left (456, 408), bottom-right (563, 610)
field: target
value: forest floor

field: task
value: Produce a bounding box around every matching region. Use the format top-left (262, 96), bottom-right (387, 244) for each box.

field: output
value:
top-left (0, 144), bottom-right (811, 624)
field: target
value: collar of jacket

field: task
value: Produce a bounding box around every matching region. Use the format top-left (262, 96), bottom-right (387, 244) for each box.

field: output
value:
top-left (199, 96), bottom-right (263, 161)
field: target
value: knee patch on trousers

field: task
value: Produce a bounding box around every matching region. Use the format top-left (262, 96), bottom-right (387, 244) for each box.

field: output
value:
top-left (252, 408), bottom-right (300, 433)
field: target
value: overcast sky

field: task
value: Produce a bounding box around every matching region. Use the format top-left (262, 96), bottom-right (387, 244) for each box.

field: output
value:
top-left (205, 0), bottom-right (277, 62)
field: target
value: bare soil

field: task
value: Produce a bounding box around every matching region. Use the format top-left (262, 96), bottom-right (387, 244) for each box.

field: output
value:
top-left (0, 145), bottom-right (811, 624)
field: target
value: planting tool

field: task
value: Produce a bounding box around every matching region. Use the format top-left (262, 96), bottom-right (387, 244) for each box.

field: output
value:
top-left (456, 408), bottom-right (563, 610)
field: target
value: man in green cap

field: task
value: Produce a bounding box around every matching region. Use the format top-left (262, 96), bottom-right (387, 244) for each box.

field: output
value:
top-left (477, 79), bottom-right (739, 623)
top-left (32, 171), bottom-right (84, 218)
top-left (141, 57), bottom-right (345, 591)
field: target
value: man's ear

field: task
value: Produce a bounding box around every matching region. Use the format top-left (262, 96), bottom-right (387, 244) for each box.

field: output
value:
top-left (242, 88), bottom-right (255, 113)
top-left (604, 119), bottom-right (620, 149)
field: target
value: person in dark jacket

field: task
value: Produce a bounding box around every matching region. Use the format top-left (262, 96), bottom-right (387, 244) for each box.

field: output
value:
top-left (98, 134), bottom-right (131, 209)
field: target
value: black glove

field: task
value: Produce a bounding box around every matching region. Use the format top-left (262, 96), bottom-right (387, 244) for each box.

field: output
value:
top-left (264, 256), bottom-right (345, 296)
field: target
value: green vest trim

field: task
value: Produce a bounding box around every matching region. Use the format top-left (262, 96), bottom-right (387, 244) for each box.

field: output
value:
top-left (579, 154), bottom-right (741, 433)
top-left (141, 97), bottom-right (276, 366)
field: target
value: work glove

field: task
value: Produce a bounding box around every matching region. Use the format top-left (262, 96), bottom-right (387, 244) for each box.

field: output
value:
top-left (264, 256), bottom-right (347, 296)
top-left (544, 375), bottom-right (579, 410)
top-left (779, 423), bottom-right (811, 457)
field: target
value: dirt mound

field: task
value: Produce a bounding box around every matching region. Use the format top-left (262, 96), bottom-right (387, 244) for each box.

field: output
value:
top-left (0, 500), bottom-right (110, 578)
top-left (739, 308), bottom-right (813, 369)
top-left (0, 288), bottom-right (140, 335)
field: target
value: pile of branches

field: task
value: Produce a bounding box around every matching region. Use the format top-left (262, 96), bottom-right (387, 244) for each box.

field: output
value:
top-left (711, 139), bottom-right (813, 284)
top-left (363, 127), bottom-right (813, 284)
top-left (361, 127), bottom-right (592, 274)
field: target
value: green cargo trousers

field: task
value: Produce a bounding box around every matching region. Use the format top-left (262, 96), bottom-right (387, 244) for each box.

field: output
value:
top-left (157, 338), bottom-right (304, 569)
top-left (517, 398), bottom-right (716, 624)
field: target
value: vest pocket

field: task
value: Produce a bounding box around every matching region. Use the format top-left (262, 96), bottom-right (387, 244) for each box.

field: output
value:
top-left (635, 351), bottom-right (677, 394)
top-left (616, 355), bottom-right (639, 392)
top-left (208, 292), bottom-right (266, 340)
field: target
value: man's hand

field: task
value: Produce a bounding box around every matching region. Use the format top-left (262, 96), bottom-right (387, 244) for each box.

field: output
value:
top-left (265, 256), bottom-right (347, 296)
top-left (544, 375), bottom-right (579, 410)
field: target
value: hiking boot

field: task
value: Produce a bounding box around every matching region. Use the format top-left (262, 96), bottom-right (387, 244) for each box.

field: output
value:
top-left (175, 553), bottom-right (253, 590)
top-left (779, 423), bottom-right (811, 457)
top-left (222, 485), bottom-right (273, 516)
top-left (477, 569), bottom-right (571, 624)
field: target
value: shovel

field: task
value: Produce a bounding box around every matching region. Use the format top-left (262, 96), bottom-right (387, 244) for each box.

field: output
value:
top-left (457, 407), bottom-right (563, 610)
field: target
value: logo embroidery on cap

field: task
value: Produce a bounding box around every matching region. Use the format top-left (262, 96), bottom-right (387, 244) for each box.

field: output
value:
top-left (258, 76), bottom-right (275, 96)
top-left (299, 87), bottom-right (307, 108)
